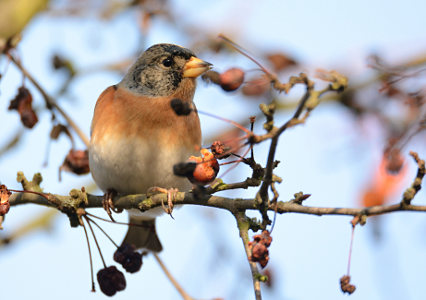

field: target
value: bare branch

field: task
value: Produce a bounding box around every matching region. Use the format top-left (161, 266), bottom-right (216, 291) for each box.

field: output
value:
top-left (234, 211), bottom-right (262, 300)
top-left (7, 54), bottom-right (90, 147)
top-left (9, 188), bottom-right (426, 219)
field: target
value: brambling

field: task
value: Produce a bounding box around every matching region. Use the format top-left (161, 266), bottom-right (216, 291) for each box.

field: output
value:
top-left (89, 44), bottom-right (212, 252)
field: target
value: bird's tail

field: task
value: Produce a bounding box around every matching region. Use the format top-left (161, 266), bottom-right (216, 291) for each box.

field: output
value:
top-left (122, 217), bottom-right (163, 252)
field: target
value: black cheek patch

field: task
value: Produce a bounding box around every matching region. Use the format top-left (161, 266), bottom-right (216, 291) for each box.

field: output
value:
top-left (170, 71), bottom-right (182, 89)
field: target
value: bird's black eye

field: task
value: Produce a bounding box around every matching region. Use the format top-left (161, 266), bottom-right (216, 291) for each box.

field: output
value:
top-left (162, 58), bottom-right (173, 67)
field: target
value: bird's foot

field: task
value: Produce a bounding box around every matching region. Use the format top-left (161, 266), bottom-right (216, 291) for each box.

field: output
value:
top-left (147, 187), bottom-right (178, 218)
top-left (103, 189), bottom-right (122, 222)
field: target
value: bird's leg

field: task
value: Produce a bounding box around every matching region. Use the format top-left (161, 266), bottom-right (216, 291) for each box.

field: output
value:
top-left (147, 187), bottom-right (178, 218)
top-left (102, 188), bottom-right (122, 222)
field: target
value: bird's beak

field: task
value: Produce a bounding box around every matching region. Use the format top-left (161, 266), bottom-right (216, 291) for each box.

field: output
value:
top-left (183, 56), bottom-right (212, 78)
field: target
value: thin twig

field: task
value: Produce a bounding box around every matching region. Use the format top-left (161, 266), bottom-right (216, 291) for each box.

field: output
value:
top-left (7, 54), bottom-right (90, 147)
top-left (269, 182), bottom-right (279, 234)
top-left (257, 85), bottom-right (312, 202)
top-left (198, 109), bottom-right (252, 134)
top-left (218, 34), bottom-right (271, 76)
top-left (153, 253), bottom-right (194, 300)
top-left (218, 145), bottom-right (252, 178)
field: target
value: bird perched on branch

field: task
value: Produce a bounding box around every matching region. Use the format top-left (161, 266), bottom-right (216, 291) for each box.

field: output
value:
top-left (89, 44), bottom-right (212, 252)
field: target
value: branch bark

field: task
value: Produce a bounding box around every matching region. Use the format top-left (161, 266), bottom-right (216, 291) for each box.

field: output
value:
top-left (234, 211), bottom-right (262, 300)
top-left (9, 189), bottom-right (426, 218)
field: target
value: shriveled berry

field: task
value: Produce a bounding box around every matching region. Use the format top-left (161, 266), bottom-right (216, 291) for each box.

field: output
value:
top-left (248, 230), bottom-right (273, 268)
top-left (0, 185), bottom-right (11, 216)
top-left (211, 140), bottom-right (231, 159)
top-left (122, 251), bottom-right (142, 273)
top-left (250, 242), bottom-right (269, 268)
top-left (114, 243), bottom-right (143, 273)
top-left (59, 149), bottom-right (90, 178)
top-left (8, 87), bottom-right (38, 128)
top-left (340, 275), bottom-right (356, 294)
top-left (97, 266), bottom-right (126, 296)
top-left (113, 243), bottom-right (133, 264)
top-left (0, 202), bottom-right (10, 216)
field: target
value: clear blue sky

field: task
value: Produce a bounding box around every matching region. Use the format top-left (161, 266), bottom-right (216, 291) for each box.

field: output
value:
top-left (1, 1), bottom-right (426, 299)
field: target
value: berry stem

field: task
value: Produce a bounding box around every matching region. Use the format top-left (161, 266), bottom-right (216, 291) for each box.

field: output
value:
top-left (86, 216), bottom-right (119, 248)
top-left (198, 110), bottom-right (251, 134)
top-left (347, 225), bottom-right (356, 275)
top-left (84, 216), bottom-right (107, 268)
top-left (81, 219), bottom-right (96, 292)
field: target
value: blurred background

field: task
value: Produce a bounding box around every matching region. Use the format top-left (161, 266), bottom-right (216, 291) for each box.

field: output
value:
top-left (1, 0), bottom-right (426, 299)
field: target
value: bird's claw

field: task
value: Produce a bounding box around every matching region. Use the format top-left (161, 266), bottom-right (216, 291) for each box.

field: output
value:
top-left (148, 187), bottom-right (178, 218)
top-left (103, 189), bottom-right (122, 222)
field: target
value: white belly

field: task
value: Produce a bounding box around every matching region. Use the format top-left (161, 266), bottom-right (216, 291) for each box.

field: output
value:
top-left (89, 136), bottom-right (193, 195)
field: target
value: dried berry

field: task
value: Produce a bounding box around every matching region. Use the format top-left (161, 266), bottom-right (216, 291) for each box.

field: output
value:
top-left (97, 266), bottom-right (126, 296)
top-left (59, 149), bottom-right (90, 179)
top-left (248, 230), bottom-right (272, 268)
top-left (50, 124), bottom-right (71, 140)
top-left (219, 68), bottom-right (245, 91)
top-left (251, 242), bottom-right (269, 268)
top-left (188, 149), bottom-right (220, 184)
top-left (0, 185), bottom-right (11, 216)
top-left (215, 128), bottom-right (243, 156)
top-left (114, 243), bottom-right (143, 273)
top-left (210, 140), bottom-right (231, 159)
top-left (8, 87), bottom-right (38, 128)
top-left (170, 98), bottom-right (192, 116)
top-left (340, 275), bottom-right (356, 294)
top-left (255, 230), bottom-right (272, 247)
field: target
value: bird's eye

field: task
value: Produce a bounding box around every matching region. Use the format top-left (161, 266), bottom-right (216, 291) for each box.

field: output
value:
top-left (162, 58), bottom-right (173, 67)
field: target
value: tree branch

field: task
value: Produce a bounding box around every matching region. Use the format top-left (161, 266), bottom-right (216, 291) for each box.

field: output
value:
top-left (234, 211), bottom-right (262, 300)
top-left (7, 53), bottom-right (90, 147)
top-left (9, 188), bottom-right (426, 219)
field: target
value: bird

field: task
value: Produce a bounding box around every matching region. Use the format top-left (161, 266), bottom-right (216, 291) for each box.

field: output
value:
top-left (89, 43), bottom-right (212, 252)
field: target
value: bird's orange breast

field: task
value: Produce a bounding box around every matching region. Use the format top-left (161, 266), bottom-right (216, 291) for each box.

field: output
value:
top-left (89, 83), bottom-right (201, 194)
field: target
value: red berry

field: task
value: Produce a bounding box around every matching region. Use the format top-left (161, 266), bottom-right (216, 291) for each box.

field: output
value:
top-left (219, 68), bottom-right (245, 91)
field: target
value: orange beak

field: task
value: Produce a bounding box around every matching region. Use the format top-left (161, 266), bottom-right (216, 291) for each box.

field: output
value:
top-left (183, 56), bottom-right (212, 78)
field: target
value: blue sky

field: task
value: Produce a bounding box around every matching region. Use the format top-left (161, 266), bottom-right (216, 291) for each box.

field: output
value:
top-left (1, 1), bottom-right (426, 299)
